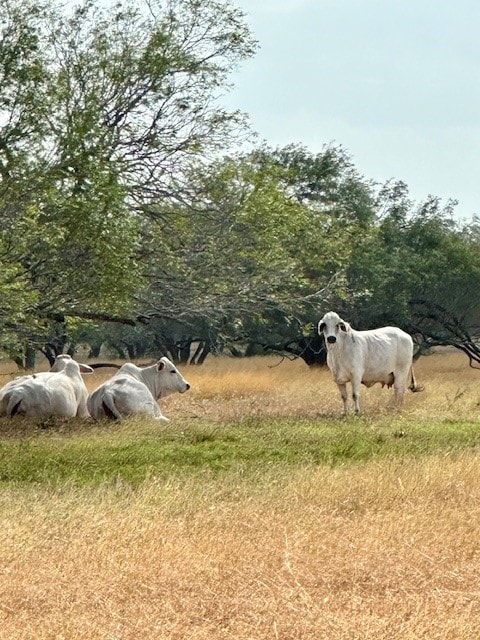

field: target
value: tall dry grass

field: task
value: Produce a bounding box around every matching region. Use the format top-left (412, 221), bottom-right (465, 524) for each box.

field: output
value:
top-left (1, 455), bottom-right (480, 639)
top-left (1, 351), bottom-right (480, 639)
top-left (114, 348), bottom-right (480, 423)
top-left (2, 347), bottom-right (479, 422)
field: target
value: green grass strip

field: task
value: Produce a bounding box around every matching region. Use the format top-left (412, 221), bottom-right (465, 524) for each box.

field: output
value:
top-left (0, 415), bottom-right (479, 487)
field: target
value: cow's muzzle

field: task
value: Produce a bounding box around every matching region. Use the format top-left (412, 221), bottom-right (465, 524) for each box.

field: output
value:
top-left (326, 336), bottom-right (337, 344)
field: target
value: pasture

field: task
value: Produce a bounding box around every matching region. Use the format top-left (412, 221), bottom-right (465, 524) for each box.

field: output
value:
top-left (1, 351), bottom-right (480, 639)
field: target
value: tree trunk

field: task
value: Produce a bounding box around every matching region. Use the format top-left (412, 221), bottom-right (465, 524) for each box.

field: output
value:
top-left (196, 343), bottom-right (211, 365)
top-left (25, 345), bottom-right (36, 369)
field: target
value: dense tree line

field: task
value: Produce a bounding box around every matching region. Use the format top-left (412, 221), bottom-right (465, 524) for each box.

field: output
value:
top-left (1, 0), bottom-right (480, 368)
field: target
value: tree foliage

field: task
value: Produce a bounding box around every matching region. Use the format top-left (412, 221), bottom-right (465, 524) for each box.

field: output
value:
top-left (0, 1), bottom-right (479, 368)
top-left (0, 0), bottom-right (257, 363)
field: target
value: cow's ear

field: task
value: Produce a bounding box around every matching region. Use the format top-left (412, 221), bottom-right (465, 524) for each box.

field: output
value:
top-left (339, 322), bottom-right (347, 332)
top-left (319, 322), bottom-right (326, 333)
top-left (157, 361), bottom-right (165, 371)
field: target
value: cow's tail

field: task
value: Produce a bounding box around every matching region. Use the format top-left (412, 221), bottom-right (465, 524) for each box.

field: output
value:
top-left (408, 366), bottom-right (424, 393)
top-left (101, 390), bottom-right (122, 420)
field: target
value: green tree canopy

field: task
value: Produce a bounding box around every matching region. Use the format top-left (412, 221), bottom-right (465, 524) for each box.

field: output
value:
top-left (0, 0), bottom-right (256, 363)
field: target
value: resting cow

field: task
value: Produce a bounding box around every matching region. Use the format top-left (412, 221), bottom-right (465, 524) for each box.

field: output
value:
top-left (87, 357), bottom-right (190, 421)
top-left (0, 354), bottom-right (93, 418)
top-left (318, 311), bottom-right (422, 413)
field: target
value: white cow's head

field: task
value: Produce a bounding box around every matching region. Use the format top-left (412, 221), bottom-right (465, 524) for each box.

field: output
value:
top-left (155, 357), bottom-right (190, 397)
top-left (50, 354), bottom-right (94, 375)
top-left (50, 354), bottom-right (74, 372)
top-left (318, 311), bottom-right (352, 345)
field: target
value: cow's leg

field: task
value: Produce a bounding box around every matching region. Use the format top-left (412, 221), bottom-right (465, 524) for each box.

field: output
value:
top-left (337, 383), bottom-right (349, 413)
top-left (351, 378), bottom-right (361, 413)
top-left (152, 402), bottom-right (169, 422)
top-left (393, 380), bottom-right (406, 408)
top-left (391, 369), bottom-right (408, 409)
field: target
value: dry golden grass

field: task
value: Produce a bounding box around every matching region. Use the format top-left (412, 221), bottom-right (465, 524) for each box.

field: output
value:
top-left (3, 347), bottom-right (480, 422)
top-left (1, 351), bottom-right (480, 639)
top-left (124, 349), bottom-right (480, 423)
top-left (1, 455), bottom-right (480, 639)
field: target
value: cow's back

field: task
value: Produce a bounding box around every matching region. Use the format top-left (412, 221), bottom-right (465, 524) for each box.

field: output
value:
top-left (358, 327), bottom-right (413, 383)
top-left (88, 374), bottom-right (157, 419)
top-left (5, 375), bottom-right (77, 417)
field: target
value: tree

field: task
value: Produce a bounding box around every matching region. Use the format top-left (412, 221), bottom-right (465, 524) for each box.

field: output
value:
top-left (130, 145), bottom-right (380, 365)
top-left (236, 144), bottom-right (379, 364)
top-left (336, 183), bottom-right (480, 362)
top-left (0, 0), bottom-right (257, 364)
top-left (133, 152), bottom-right (313, 359)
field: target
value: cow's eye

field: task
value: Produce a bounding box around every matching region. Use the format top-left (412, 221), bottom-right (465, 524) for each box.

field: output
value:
top-left (339, 323), bottom-right (347, 332)
top-left (319, 322), bottom-right (326, 332)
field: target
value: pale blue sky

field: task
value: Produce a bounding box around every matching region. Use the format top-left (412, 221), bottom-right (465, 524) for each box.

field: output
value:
top-left (222, 0), bottom-right (480, 221)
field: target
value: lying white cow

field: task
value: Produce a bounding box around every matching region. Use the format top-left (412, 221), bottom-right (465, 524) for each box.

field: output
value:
top-left (0, 354), bottom-right (93, 418)
top-left (87, 357), bottom-right (190, 421)
top-left (318, 311), bottom-right (422, 413)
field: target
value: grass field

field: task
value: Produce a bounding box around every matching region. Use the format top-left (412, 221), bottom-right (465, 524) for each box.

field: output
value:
top-left (1, 351), bottom-right (480, 639)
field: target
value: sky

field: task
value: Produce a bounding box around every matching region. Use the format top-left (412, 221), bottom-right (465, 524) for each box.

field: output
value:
top-left (221, 0), bottom-right (480, 221)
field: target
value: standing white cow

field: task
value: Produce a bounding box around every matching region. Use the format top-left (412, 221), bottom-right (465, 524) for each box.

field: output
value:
top-left (318, 311), bottom-right (422, 413)
top-left (0, 354), bottom-right (94, 418)
top-left (87, 357), bottom-right (190, 421)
